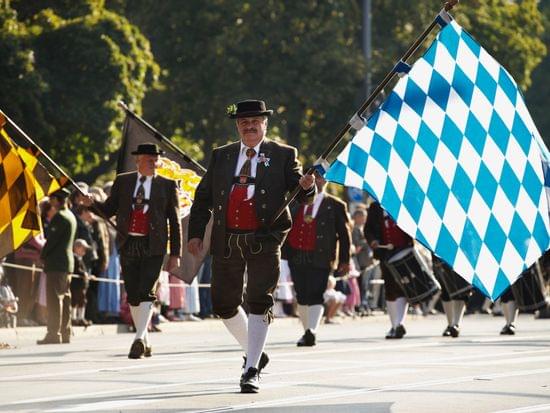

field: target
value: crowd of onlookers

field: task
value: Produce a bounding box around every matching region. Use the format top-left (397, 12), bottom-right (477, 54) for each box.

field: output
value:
top-left (1, 190), bottom-right (549, 331)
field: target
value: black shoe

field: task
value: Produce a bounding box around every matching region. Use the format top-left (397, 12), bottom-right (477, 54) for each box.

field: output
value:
top-left (144, 345), bottom-right (152, 358)
top-left (442, 326), bottom-right (452, 337)
top-left (449, 325), bottom-right (460, 338)
top-left (500, 324), bottom-right (515, 335)
top-left (240, 367), bottom-right (260, 393)
top-left (394, 325), bottom-right (406, 339)
top-left (128, 339), bottom-right (146, 359)
top-left (297, 329), bottom-right (316, 347)
top-left (242, 352), bottom-right (269, 373)
top-left (385, 328), bottom-right (396, 339)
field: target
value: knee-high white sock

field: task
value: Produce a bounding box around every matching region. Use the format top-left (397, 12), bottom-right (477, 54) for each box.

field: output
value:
top-left (72, 307), bottom-right (78, 320)
top-left (386, 300), bottom-right (398, 328)
top-left (77, 306), bottom-right (86, 320)
top-left (133, 302), bottom-right (153, 342)
top-left (503, 301), bottom-right (518, 325)
top-left (222, 306), bottom-right (248, 352)
top-left (451, 300), bottom-right (466, 327)
top-left (297, 304), bottom-right (309, 331)
top-left (442, 300), bottom-right (453, 326)
top-left (395, 297), bottom-right (409, 326)
top-left (244, 314), bottom-right (269, 370)
top-left (307, 305), bottom-right (324, 333)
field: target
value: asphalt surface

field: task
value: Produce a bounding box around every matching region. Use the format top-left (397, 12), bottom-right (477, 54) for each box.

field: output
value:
top-left (1, 313), bottom-right (549, 413)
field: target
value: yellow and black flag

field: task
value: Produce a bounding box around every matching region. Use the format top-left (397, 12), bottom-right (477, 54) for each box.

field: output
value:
top-left (0, 117), bottom-right (63, 259)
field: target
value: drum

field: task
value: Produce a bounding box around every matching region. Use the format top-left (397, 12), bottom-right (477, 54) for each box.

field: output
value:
top-left (432, 256), bottom-right (472, 300)
top-left (511, 264), bottom-right (549, 312)
top-left (386, 247), bottom-right (441, 304)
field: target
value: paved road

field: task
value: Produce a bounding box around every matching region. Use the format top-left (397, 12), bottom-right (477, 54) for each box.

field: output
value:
top-left (1, 313), bottom-right (549, 413)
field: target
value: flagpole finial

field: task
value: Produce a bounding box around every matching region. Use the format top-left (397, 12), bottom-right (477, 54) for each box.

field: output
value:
top-left (444, 0), bottom-right (459, 11)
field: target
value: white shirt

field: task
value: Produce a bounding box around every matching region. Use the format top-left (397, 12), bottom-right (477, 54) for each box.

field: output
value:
top-left (132, 173), bottom-right (153, 213)
top-left (303, 191), bottom-right (325, 218)
top-left (233, 140), bottom-right (263, 200)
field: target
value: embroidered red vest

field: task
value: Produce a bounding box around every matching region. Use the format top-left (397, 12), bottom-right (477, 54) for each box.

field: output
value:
top-left (287, 206), bottom-right (317, 251)
top-left (129, 209), bottom-right (150, 235)
top-left (382, 214), bottom-right (410, 249)
top-left (226, 185), bottom-right (259, 231)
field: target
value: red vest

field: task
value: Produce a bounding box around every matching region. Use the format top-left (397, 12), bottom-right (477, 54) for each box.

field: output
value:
top-left (287, 206), bottom-right (317, 251)
top-left (226, 185), bottom-right (259, 231)
top-left (129, 209), bottom-right (150, 235)
top-left (382, 214), bottom-right (410, 249)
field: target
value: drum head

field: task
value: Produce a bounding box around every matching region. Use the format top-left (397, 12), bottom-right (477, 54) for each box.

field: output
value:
top-left (387, 247), bottom-right (414, 264)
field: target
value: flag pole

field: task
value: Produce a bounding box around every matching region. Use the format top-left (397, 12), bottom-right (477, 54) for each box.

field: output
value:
top-left (270, 0), bottom-right (459, 225)
top-left (0, 109), bottom-right (124, 237)
top-left (118, 101), bottom-right (206, 174)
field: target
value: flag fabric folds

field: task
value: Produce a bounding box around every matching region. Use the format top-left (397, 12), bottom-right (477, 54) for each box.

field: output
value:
top-left (0, 127), bottom-right (61, 259)
top-left (117, 113), bottom-right (204, 176)
top-left (325, 19), bottom-right (550, 300)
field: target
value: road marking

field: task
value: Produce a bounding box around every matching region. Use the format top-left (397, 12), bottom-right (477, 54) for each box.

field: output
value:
top-left (3, 347), bottom-right (550, 408)
top-left (187, 367), bottom-right (550, 412)
top-left (492, 404), bottom-right (550, 413)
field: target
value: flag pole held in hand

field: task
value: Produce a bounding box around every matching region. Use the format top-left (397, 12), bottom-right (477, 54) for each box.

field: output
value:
top-left (270, 0), bottom-right (460, 225)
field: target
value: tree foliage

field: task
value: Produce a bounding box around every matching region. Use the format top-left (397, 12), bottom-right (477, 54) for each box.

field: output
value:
top-left (1, 0), bottom-right (548, 179)
top-left (2, 0), bottom-right (159, 178)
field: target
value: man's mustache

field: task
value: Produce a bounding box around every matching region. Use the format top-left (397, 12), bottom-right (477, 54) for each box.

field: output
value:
top-left (244, 129), bottom-right (257, 133)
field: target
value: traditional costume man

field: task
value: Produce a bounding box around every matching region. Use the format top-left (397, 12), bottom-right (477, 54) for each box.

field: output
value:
top-left (285, 170), bottom-right (351, 346)
top-left (91, 143), bottom-right (181, 358)
top-left (364, 201), bottom-right (412, 339)
top-left (188, 100), bottom-right (315, 393)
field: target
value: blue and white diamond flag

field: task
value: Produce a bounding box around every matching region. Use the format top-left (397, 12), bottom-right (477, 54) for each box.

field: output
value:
top-left (325, 19), bottom-right (550, 300)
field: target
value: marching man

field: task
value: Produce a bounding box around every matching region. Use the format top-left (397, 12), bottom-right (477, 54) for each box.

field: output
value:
top-left (86, 143), bottom-right (181, 359)
top-left (188, 100), bottom-right (315, 393)
top-left (284, 170), bottom-right (351, 346)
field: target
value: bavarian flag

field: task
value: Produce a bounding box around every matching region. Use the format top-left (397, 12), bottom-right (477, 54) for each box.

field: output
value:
top-left (0, 116), bottom-right (63, 259)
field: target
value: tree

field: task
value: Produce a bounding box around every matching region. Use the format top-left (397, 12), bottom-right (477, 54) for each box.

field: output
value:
top-left (107, 0), bottom-right (367, 165)
top-left (5, 0), bottom-right (160, 178)
top-left (526, 0), bottom-right (550, 145)
top-left (0, 1), bottom-right (48, 136)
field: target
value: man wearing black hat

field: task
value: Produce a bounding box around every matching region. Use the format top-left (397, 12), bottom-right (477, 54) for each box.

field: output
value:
top-left (188, 99), bottom-right (315, 393)
top-left (87, 143), bottom-right (181, 358)
top-left (38, 188), bottom-right (77, 344)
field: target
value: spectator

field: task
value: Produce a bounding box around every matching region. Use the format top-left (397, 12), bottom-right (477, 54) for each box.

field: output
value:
top-left (71, 238), bottom-right (92, 327)
top-left (37, 188), bottom-right (77, 345)
top-left (323, 275), bottom-right (346, 324)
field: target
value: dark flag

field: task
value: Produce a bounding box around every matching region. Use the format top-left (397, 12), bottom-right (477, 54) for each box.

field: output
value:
top-left (117, 111), bottom-right (204, 176)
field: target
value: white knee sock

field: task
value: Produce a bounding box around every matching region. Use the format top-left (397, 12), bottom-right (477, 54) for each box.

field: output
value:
top-left (503, 301), bottom-right (518, 325)
top-left (386, 300), bottom-right (398, 328)
top-left (77, 306), bottom-right (86, 320)
top-left (222, 306), bottom-right (248, 352)
top-left (133, 302), bottom-right (153, 342)
top-left (297, 304), bottom-right (309, 331)
top-left (442, 300), bottom-right (453, 326)
top-left (244, 314), bottom-right (269, 370)
top-left (72, 307), bottom-right (78, 320)
top-left (451, 300), bottom-right (466, 327)
top-left (395, 297), bottom-right (408, 326)
top-left (307, 305), bottom-right (324, 333)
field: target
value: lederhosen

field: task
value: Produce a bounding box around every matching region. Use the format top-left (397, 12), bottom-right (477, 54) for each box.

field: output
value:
top-left (120, 191), bottom-right (164, 306)
top-left (210, 175), bottom-right (280, 321)
top-left (286, 201), bottom-right (330, 306)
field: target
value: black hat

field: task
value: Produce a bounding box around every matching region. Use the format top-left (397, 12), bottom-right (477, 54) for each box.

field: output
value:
top-left (51, 187), bottom-right (71, 200)
top-left (227, 100), bottom-right (273, 119)
top-left (131, 143), bottom-right (165, 156)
